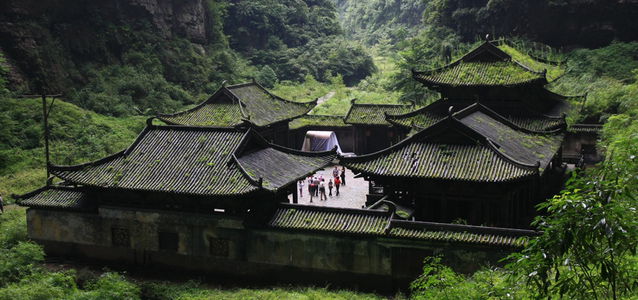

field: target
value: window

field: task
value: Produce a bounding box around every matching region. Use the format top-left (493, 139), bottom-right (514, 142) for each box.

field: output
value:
top-left (208, 237), bottom-right (229, 257)
top-left (158, 231), bottom-right (178, 252)
top-left (111, 227), bottom-right (130, 247)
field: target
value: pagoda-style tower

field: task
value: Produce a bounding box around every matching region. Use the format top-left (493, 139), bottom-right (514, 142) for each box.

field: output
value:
top-left (341, 40), bottom-right (577, 229)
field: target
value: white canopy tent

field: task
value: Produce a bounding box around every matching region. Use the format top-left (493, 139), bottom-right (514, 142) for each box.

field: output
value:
top-left (302, 131), bottom-right (342, 154)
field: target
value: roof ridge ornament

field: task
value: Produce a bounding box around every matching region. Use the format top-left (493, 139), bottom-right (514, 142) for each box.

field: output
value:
top-left (221, 80), bottom-right (227, 87)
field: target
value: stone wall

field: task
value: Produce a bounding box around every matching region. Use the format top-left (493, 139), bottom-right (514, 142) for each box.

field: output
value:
top-left (27, 206), bottom-right (516, 291)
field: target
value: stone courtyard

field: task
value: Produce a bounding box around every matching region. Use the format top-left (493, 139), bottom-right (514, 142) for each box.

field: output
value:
top-left (288, 165), bottom-right (368, 209)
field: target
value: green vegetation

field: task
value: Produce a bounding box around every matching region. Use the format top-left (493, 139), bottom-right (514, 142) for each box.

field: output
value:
top-left (272, 57), bottom-right (404, 117)
top-left (497, 44), bottom-right (564, 81)
top-left (335, 0), bottom-right (426, 46)
top-left (224, 0), bottom-right (376, 86)
top-left (548, 42), bottom-right (638, 124)
top-left (2, 0), bottom-right (638, 298)
top-left (70, 36), bottom-right (253, 117)
top-left (0, 97), bottom-right (145, 203)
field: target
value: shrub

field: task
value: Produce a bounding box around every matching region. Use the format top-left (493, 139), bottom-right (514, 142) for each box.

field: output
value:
top-left (0, 242), bottom-right (45, 287)
top-left (72, 273), bottom-right (141, 300)
top-left (255, 65), bottom-right (278, 88)
top-left (0, 271), bottom-right (77, 300)
top-left (0, 209), bottom-right (28, 249)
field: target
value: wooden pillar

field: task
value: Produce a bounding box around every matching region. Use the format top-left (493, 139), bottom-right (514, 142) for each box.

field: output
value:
top-left (292, 186), bottom-right (298, 204)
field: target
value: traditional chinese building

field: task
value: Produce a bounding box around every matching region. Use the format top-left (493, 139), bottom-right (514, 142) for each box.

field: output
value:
top-left (16, 40), bottom-right (563, 290)
top-left (343, 103), bottom-right (564, 228)
top-left (16, 118), bottom-right (539, 290)
top-left (344, 100), bottom-right (413, 154)
top-left (158, 81), bottom-right (316, 146)
top-left (340, 41), bottom-right (576, 229)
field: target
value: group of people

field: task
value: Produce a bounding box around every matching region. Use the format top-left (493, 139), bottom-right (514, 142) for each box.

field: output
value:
top-left (299, 166), bottom-right (347, 203)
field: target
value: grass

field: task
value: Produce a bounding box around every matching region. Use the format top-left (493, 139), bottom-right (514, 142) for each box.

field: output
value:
top-left (272, 55), bottom-right (406, 116)
top-left (271, 76), bottom-right (332, 102)
top-left (0, 96), bottom-right (145, 203)
top-left (498, 44), bottom-right (565, 81)
top-left (142, 282), bottom-right (390, 300)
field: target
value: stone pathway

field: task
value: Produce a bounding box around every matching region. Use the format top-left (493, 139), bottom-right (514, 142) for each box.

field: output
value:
top-left (308, 91), bottom-right (335, 114)
top-left (288, 165), bottom-right (368, 209)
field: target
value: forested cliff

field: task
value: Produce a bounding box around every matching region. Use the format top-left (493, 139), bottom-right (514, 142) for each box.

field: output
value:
top-left (0, 0), bottom-right (374, 115)
top-left (336, 0), bottom-right (638, 48)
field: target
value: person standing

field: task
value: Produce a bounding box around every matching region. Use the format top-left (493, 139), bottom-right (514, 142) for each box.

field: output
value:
top-left (334, 177), bottom-right (341, 196)
top-left (313, 177), bottom-right (320, 196)
top-left (0, 194), bottom-right (3, 214)
top-left (340, 166), bottom-right (346, 186)
top-left (328, 179), bottom-right (333, 196)
top-left (298, 180), bottom-right (304, 198)
top-left (309, 179), bottom-right (315, 203)
top-left (319, 179), bottom-right (327, 201)
top-left (332, 166), bottom-right (339, 179)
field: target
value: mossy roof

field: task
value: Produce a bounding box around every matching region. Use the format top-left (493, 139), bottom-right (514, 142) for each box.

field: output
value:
top-left (289, 115), bottom-right (349, 130)
top-left (237, 147), bottom-right (336, 191)
top-left (342, 103), bottom-right (564, 182)
top-left (16, 186), bottom-right (95, 212)
top-left (344, 102), bottom-right (412, 126)
top-left (458, 110), bottom-right (563, 172)
top-left (387, 99), bottom-right (566, 132)
top-left (159, 82), bottom-right (316, 128)
top-left (49, 124), bottom-right (335, 196)
top-left (413, 41), bottom-right (547, 88)
top-left (268, 204), bottom-right (536, 247)
top-left (496, 43), bottom-right (565, 82)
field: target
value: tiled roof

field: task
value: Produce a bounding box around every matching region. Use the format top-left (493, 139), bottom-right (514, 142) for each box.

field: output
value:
top-left (267, 204), bottom-right (536, 248)
top-left (457, 110), bottom-right (564, 171)
top-left (50, 124), bottom-right (335, 196)
top-left (386, 99), bottom-right (566, 132)
top-left (159, 82), bottom-right (316, 127)
top-left (343, 141), bottom-right (536, 182)
top-left (236, 147), bottom-right (337, 191)
top-left (413, 61), bottom-right (545, 87)
top-left (17, 186), bottom-right (94, 212)
top-left (495, 40), bottom-right (565, 82)
top-left (159, 103), bottom-right (243, 127)
top-left (289, 115), bottom-right (349, 130)
top-left (344, 102), bottom-right (412, 125)
top-left (569, 124), bottom-right (603, 134)
top-left (269, 204), bottom-right (389, 235)
top-left (388, 220), bottom-right (533, 248)
top-left (343, 103), bottom-right (565, 182)
top-left (413, 41), bottom-right (546, 88)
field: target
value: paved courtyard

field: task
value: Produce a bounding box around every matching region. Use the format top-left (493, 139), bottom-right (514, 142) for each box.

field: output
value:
top-left (288, 164), bottom-right (369, 209)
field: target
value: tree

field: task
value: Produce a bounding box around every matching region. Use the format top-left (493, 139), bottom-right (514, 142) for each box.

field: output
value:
top-left (509, 151), bottom-right (638, 299)
top-left (256, 65), bottom-right (278, 88)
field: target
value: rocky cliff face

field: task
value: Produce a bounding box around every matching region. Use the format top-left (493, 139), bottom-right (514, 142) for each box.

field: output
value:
top-left (433, 0), bottom-right (638, 48)
top-left (0, 0), bottom-right (210, 92)
top-left (125, 0), bottom-right (207, 43)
